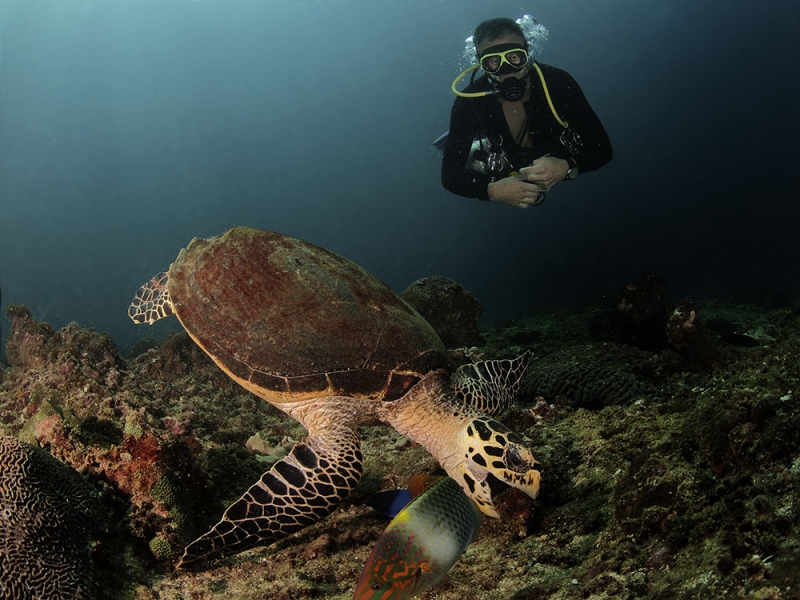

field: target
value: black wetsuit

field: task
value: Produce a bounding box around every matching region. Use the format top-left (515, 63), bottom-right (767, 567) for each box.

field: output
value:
top-left (442, 62), bottom-right (613, 200)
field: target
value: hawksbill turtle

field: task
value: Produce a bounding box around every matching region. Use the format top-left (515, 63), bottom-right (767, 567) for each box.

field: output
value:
top-left (129, 226), bottom-right (541, 569)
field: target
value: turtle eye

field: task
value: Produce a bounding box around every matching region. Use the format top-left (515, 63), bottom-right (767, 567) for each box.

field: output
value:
top-left (504, 444), bottom-right (526, 471)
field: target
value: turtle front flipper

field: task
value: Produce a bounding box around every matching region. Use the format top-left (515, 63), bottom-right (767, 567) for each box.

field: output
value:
top-left (177, 426), bottom-right (363, 570)
top-left (128, 272), bottom-right (174, 325)
top-left (451, 352), bottom-right (531, 416)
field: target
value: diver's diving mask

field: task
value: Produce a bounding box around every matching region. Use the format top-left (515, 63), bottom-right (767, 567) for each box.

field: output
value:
top-left (478, 44), bottom-right (529, 75)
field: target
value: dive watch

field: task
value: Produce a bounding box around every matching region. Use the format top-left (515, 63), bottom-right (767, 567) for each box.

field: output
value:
top-left (564, 158), bottom-right (579, 180)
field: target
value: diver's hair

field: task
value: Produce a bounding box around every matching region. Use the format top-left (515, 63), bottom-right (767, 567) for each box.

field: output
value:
top-left (474, 18), bottom-right (527, 50)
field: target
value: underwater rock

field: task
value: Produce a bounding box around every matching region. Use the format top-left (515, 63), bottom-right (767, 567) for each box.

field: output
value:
top-left (400, 276), bottom-right (485, 348)
top-left (5, 304), bottom-right (56, 369)
top-left (126, 336), bottom-right (161, 360)
top-left (613, 272), bottom-right (669, 350)
top-left (589, 274), bottom-right (721, 367)
top-left (665, 299), bottom-right (720, 367)
top-left (0, 436), bottom-right (102, 599)
top-left (691, 389), bottom-right (793, 475)
top-left (705, 318), bottom-right (760, 347)
top-left (5, 304), bottom-right (124, 390)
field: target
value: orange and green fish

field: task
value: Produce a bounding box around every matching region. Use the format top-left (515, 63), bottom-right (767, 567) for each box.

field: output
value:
top-left (353, 475), bottom-right (482, 599)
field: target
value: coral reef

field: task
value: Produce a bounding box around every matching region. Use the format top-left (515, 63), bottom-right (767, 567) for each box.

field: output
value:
top-left (0, 436), bottom-right (102, 599)
top-left (0, 307), bottom-right (285, 596)
top-left (0, 293), bottom-right (798, 599)
top-left (401, 276), bottom-right (485, 348)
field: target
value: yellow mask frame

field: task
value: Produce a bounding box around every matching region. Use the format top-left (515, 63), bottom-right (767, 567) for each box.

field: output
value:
top-left (478, 47), bottom-right (529, 74)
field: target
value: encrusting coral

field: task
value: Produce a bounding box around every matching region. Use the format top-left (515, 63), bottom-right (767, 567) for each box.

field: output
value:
top-left (523, 344), bottom-right (657, 409)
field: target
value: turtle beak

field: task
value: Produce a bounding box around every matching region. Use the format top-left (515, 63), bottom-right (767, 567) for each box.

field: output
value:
top-left (455, 417), bottom-right (541, 517)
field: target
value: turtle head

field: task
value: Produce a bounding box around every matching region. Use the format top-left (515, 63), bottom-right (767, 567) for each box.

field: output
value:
top-left (455, 417), bottom-right (541, 518)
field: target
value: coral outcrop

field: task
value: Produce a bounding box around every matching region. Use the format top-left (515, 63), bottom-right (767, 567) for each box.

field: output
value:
top-left (590, 272), bottom-right (721, 367)
top-left (400, 276), bottom-right (485, 348)
top-left (1, 306), bottom-right (285, 596)
top-left (0, 436), bottom-right (101, 599)
top-left (523, 344), bottom-right (657, 409)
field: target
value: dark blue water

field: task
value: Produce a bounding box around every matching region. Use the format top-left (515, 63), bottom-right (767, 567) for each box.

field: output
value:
top-left (1, 0), bottom-right (798, 355)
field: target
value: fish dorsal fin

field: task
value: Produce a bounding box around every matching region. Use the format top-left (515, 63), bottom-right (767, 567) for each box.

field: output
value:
top-left (367, 476), bottom-right (443, 517)
top-left (451, 352), bottom-right (531, 416)
top-left (407, 475), bottom-right (445, 500)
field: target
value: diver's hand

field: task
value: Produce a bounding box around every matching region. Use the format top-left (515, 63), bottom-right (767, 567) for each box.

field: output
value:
top-left (519, 156), bottom-right (570, 190)
top-left (487, 177), bottom-right (545, 209)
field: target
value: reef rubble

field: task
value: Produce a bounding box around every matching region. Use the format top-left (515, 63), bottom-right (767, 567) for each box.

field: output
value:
top-left (0, 289), bottom-right (798, 599)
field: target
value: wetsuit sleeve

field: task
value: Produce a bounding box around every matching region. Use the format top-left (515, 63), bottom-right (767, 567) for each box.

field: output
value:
top-left (550, 69), bottom-right (613, 173)
top-left (441, 96), bottom-right (492, 200)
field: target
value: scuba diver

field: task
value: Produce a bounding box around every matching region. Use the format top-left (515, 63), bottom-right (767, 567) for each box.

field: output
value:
top-left (441, 17), bottom-right (612, 209)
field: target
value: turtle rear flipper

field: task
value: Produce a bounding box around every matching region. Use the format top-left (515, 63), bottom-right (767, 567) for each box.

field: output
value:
top-left (128, 272), bottom-right (173, 325)
top-left (177, 425), bottom-right (363, 570)
top-left (451, 352), bottom-right (531, 416)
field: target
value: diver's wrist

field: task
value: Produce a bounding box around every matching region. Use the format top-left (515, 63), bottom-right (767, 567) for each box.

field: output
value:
top-left (563, 157), bottom-right (579, 181)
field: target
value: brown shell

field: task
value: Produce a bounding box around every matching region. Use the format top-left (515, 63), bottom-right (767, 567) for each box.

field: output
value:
top-left (167, 227), bottom-right (448, 405)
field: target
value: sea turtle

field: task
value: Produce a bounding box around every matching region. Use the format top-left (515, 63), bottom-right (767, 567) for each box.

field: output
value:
top-left (129, 226), bottom-right (541, 569)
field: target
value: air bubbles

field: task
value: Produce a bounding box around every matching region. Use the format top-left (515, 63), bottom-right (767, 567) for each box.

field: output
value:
top-left (458, 14), bottom-right (550, 72)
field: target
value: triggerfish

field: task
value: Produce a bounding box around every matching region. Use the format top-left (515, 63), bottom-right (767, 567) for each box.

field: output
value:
top-left (353, 475), bottom-right (482, 599)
